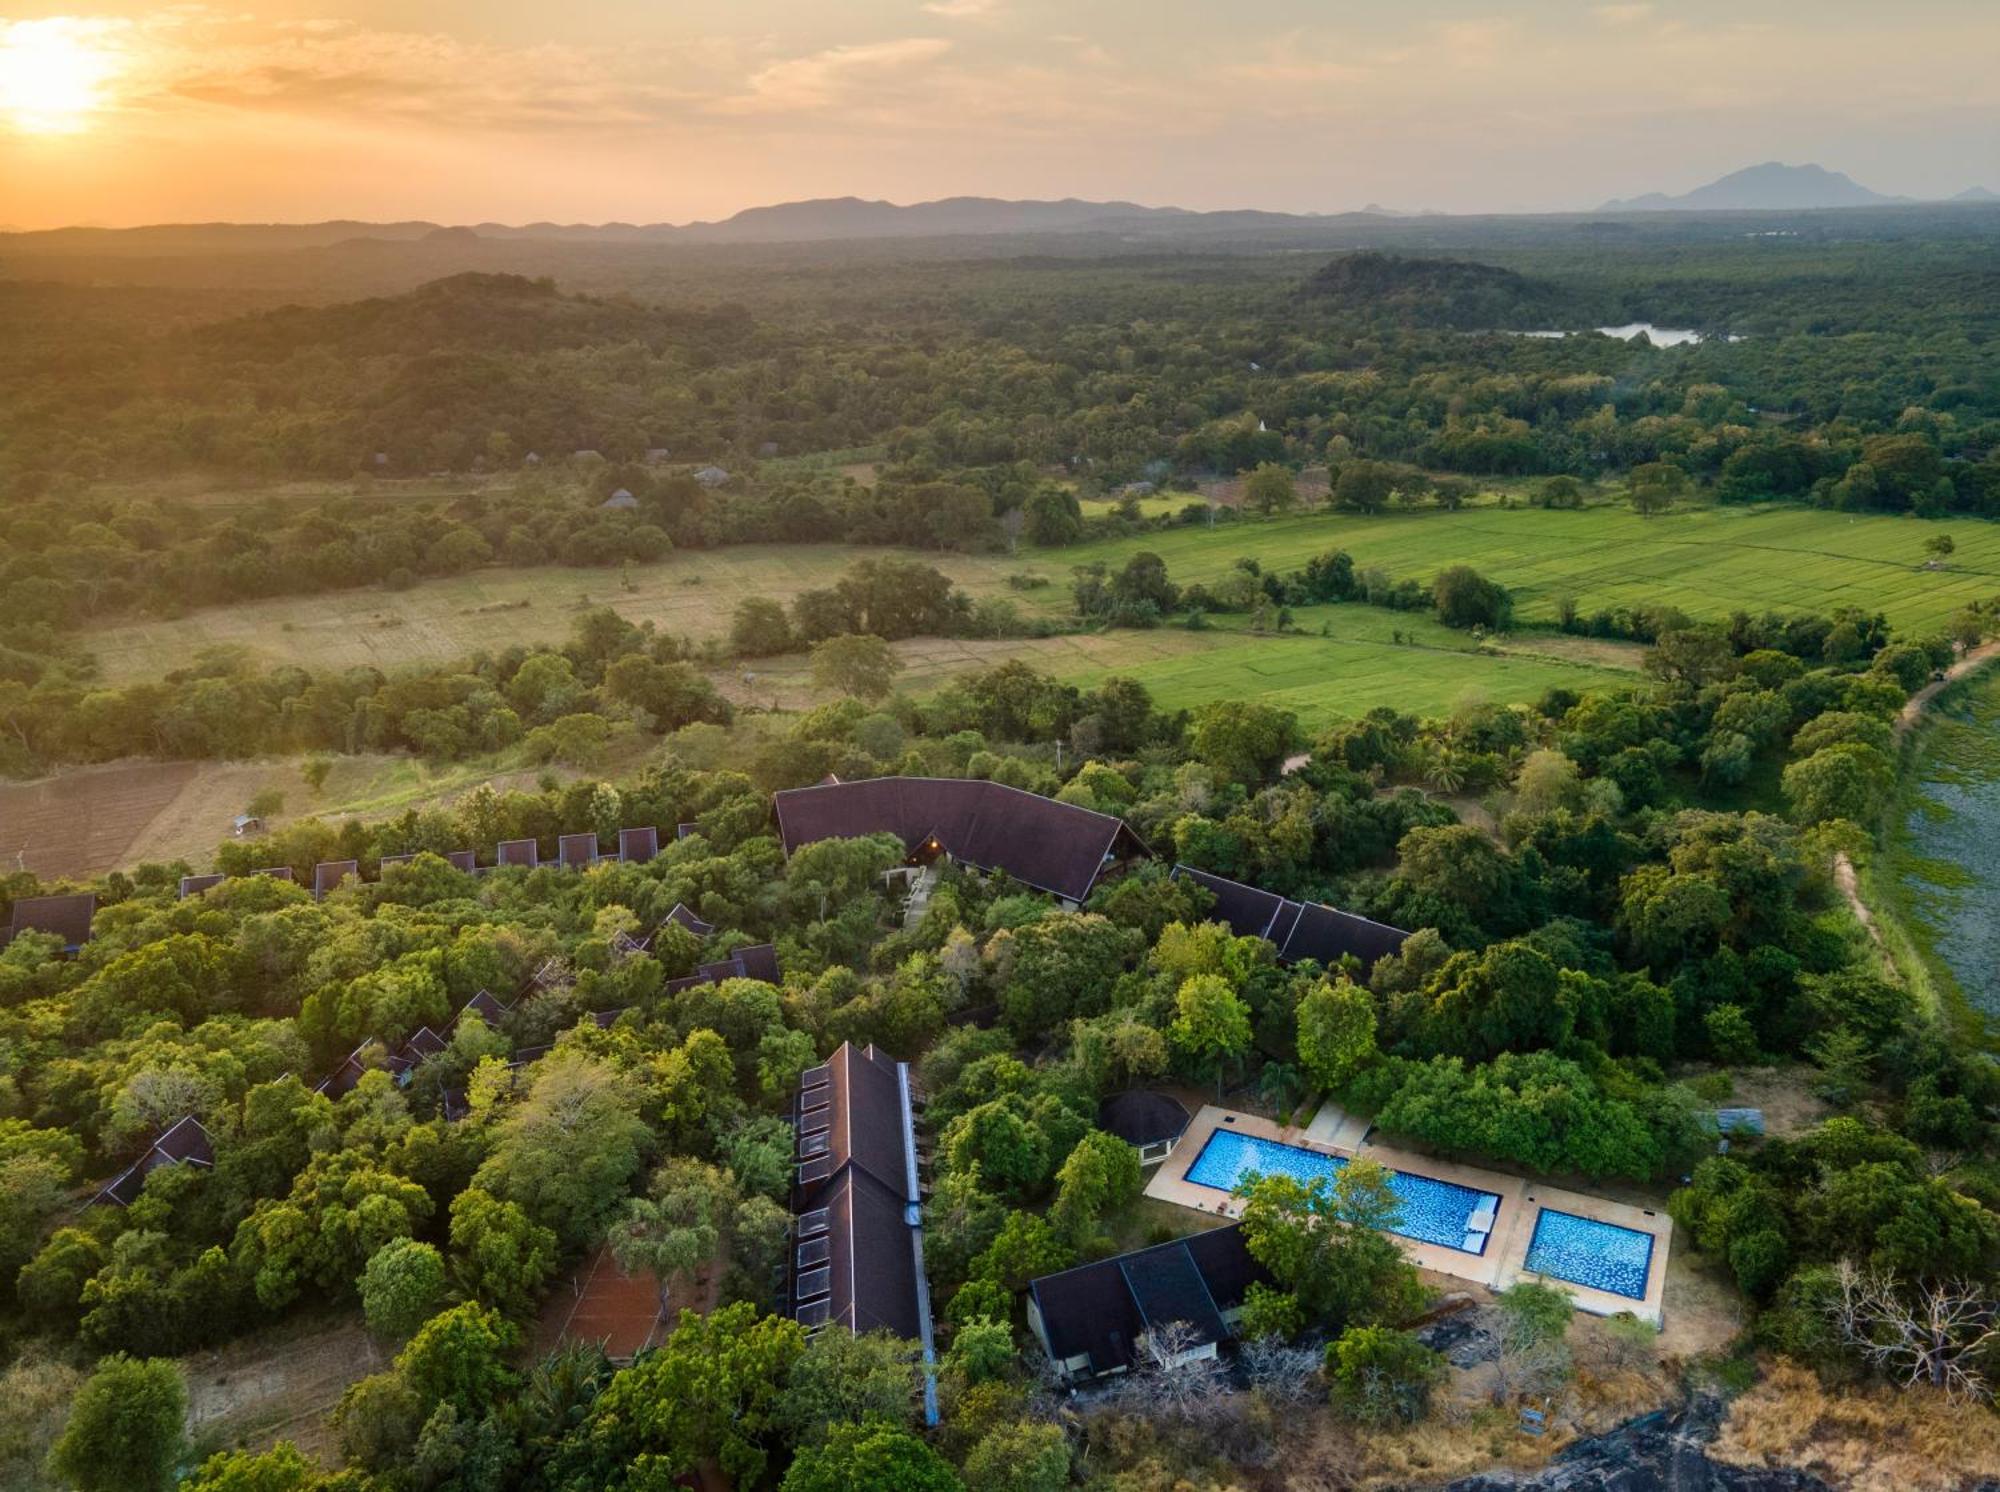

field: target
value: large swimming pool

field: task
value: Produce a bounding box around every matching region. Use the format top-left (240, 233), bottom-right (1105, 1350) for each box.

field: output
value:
top-left (1184, 1129), bottom-right (1502, 1255)
top-left (1523, 1208), bottom-right (1654, 1300)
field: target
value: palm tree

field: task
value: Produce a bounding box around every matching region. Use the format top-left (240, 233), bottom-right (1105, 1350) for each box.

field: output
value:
top-left (1425, 748), bottom-right (1467, 795)
top-left (1257, 1061), bottom-right (1305, 1120)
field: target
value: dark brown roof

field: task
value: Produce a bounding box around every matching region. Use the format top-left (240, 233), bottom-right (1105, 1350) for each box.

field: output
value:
top-left (618, 827), bottom-right (660, 864)
top-left (558, 833), bottom-right (601, 868)
top-left (456, 990), bottom-right (510, 1027)
top-left (1097, 1090), bottom-right (1192, 1148)
top-left (1029, 1223), bottom-right (1266, 1378)
top-left (774, 776), bottom-right (1147, 903)
top-left (662, 902), bottom-right (715, 937)
top-left (819, 1165), bottom-right (923, 1337)
top-left (445, 850), bottom-right (479, 874)
top-left (179, 874), bottom-right (226, 899)
top-left (256, 866), bottom-right (296, 882)
top-left (313, 860), bottom-right (358, 898)
top-left (1172, 865), bottom-right (1408, 970)
top-left (662, 942), bottom-right (778, 995)
top-left (496, 838), bottom-right (539, 868)
top-left (6, 893), bottom-right (96, 950)
top-left (790, 1042), bottom-right (931, 1347)
top-left (90, 1116), bottom-right (215, 1207)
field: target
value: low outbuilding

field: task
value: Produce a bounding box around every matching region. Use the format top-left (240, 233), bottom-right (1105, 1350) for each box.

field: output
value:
top-left (1097, 1090), bottom-right (1193, 1165)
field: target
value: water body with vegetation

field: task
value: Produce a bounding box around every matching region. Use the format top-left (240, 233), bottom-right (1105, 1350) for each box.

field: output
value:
top-left (1889, 667), bottom-right (2000, 1025)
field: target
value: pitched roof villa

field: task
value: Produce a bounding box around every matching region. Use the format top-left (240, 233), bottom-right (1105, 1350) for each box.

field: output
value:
top-left (774, 776), bottom-right (1147, 906)
top-left (1172, 864), bottom-right (1410, 970)
top-left (1028, 1223), bottom-right (1269, 1384)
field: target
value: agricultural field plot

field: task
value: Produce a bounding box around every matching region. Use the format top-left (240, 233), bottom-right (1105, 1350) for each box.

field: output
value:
top-left (2, 744), bottom-right (657, 879)
top-left (1060, 504), bottom-right (2000, 636)
top-left (0, 760), bottom-right (202, 878)
top-left (727, 606), bottom-right (1641, 733)
top-left (79, 545), bottom-right (1025, 684)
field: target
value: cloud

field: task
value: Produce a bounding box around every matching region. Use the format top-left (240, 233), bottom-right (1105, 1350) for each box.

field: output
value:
top-left (716, 37), bottom-right (953, 115)
top-left (1593, 3), bottom-right (1655, 23)
top-left (922, 0), bottom-right (1000, 16)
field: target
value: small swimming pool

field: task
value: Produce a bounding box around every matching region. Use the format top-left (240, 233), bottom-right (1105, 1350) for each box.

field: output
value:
top-left (1184, 1129), bottom-right (1502, 1255)
top-left (1523, 1208), bottom-right (1654, 1300)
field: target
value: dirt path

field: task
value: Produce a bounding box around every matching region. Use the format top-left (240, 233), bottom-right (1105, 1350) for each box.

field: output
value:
top-left (1894, 639), bottom-right (2000, 742)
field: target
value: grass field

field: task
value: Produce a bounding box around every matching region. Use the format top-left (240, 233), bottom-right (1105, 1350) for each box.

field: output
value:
top-left (1053, 503), bottom-right (2000, 636)
top-left (74, 502), bottom-right (1996, 737)
top-left (725, 606), bottom-right (1643, 732)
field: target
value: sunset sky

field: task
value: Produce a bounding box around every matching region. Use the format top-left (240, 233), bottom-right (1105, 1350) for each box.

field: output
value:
top-left (1, 0), bottom-right (1995, 229)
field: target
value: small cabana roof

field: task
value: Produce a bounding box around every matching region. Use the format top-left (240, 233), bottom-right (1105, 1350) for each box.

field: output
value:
top-left (1097, 1090), bottom-right (1192, 1149)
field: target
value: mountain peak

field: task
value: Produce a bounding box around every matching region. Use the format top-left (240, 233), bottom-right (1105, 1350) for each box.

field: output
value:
top-left (1600, 162), bottom-right (1901, 213)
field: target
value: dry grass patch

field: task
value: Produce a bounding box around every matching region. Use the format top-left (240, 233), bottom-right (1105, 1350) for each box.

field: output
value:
top-left (0, 1348), bottom-right (85, 1492)
top-left (1714, 1359), bottom-right (2000, 1492)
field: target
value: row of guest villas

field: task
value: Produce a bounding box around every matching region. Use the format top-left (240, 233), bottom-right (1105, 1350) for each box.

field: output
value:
top-left (11, 775), bottom-right (1406, 1384)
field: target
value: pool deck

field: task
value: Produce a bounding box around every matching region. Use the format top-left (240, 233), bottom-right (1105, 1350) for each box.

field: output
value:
top-left (1143, 1104), bottom-right (1670, 1325)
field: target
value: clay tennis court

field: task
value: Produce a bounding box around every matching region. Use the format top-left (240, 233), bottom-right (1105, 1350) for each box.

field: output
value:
top-left (537, 1244), bottom-right (667, 1361)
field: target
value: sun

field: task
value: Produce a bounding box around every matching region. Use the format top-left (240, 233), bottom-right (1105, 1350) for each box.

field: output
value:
top-left (0, 19), bottom-right (119, 135)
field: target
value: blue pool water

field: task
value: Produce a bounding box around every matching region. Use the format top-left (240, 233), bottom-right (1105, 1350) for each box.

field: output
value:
top-left (1184, 1129), bottom-right (1502, 1255)
top-left (1524, 1208), bottom-right (1654, 1300)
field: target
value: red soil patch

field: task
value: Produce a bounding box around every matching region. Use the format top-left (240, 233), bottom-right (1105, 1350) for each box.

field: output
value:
top-left (0, 759), bottom-right (199, 878)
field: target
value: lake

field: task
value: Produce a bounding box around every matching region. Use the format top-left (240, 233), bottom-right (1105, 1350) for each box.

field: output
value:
top-left (1890, 669), bottom-right (2000, 1025)
top-left (1517, 323), bottom-right (1730, 347)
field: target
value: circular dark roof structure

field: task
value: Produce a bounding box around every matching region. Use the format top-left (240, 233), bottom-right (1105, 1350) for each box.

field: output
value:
top-left (1097, 1090), bottom-right (1192, 1148)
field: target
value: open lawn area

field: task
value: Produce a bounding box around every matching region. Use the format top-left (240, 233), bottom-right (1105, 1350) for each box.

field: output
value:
top-left (1056, 502), bottom-right (2000, 635)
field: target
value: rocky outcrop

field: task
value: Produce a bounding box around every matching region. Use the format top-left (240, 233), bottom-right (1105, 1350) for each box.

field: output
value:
top-left (1442, 1395), bottom-right (1833, 1492)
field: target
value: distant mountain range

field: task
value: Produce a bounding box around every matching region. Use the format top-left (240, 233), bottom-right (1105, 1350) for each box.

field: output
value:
top-left (1600, 162), bottom-right (1994, 212)
top-left (5, 173), bottom-right (1996, 257)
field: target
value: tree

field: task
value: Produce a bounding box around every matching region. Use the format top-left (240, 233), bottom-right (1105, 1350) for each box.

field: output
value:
top-left (473, 1052), bottom-right (649, 1250)
top-left (775, 1328), bottom-right (921, 1447)
top-left (1189, 699), bottom-right (1298, 785)
top-left (448, 1187), bottom-right (559, 1315)
top-left (1493, 1280), bottom-right (1575, 1402)
top-left (1327, 1325), bottom-right (1445, 1425)
top-left (1782, 743), bottom-right (1894, 826)
top-left (1629, 462), bottom-right (1686, 515)
top-left (1296, 976), bottom-right (1379, 1092)
top-left (961, 1419), bottom-right (1071, 1492)
top-left (396, 1301), bottom-right (520, 1417)
top-left (569, 1301), bottom-right (805, 1487)
top-left (181, 1443), bottom-right (319, 1491)
top-left (1334, 461), bottom-right (1396, 513)
top-left (1170, 973), bottom-right (1252, 1098)
top-left (1824, 1260), bottom-right (1999, 1401)
top-left (1432, 565), bottom-right (1511, 630)
top-left (781, 1422), bottom-right (962, 1492)
top-left (608, 1158), bottom-right (728, 1323)
top-left (360, 1238), bottom-right (447, 1341)
top-left (48, 1353), bottom-right (186, 1492)
top-left (1049, 1128), bottom-right (1142, 1244)
top-left (1245, 462), bottom-right (1297, 517)
top-left (809, 633), bottom-right (903, 703)
top-left (1922, 532), bottom-right (1955, 568)
top-left (1237, 1159), bottom-right (1426, 1332)
top-left (732, 596), bottom-right (795, 655)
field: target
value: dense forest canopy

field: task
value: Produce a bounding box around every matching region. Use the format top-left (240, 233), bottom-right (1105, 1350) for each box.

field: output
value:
top-left (3, 206), bottom-right (2000, 1491)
